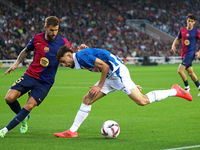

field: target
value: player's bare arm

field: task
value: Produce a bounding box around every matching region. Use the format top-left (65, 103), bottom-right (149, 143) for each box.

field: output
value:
top-left (171, 37), bottom-right (180, 54)
top-left (5, 47), bottom-right (31, 75)
top-left (89, 58), bottom-right (109, 97)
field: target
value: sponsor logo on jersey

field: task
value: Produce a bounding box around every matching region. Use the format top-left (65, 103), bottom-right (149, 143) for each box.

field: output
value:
top-left (44, 47), bottom-right (49, 53)
top-left (40, 57), bottom-right (49, 67)
top-left (184, 39), bottom-right (190, 45)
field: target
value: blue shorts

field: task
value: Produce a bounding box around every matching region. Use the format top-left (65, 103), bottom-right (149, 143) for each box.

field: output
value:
top-left (181, 56), bottom-right (194, 69)
top-left (11, 74), bottom-right (50, 105)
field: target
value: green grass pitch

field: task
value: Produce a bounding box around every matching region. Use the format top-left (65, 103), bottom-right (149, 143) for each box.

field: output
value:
top-left (0, 63), bottom-right (200, 150)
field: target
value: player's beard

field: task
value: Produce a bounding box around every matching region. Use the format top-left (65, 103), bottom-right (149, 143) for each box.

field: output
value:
top-left (71, 63), bottom-right (75, 69)
top-left (47, 34), bottom-right (57, 41)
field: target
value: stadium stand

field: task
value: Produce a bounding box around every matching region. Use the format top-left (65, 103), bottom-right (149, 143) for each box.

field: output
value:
top-left (1, 0), bottom-right (200, 63)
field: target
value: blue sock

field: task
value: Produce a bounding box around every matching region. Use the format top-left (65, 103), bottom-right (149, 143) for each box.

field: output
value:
top-left (7, 100), bottom-right (21, 114)
top-left (6, 108), bottom-right (30, 131)
top-left (195, 80), bottom-right (200, 88)
top-left (184, 80), bottom-right (189, 87)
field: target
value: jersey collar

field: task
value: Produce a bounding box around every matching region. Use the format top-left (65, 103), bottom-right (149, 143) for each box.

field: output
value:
top-left (73, 53), bottom-right (81, 69)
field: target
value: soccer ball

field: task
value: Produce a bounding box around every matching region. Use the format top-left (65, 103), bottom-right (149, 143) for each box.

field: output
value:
top-left (101, 120), bottom-right (120, 138)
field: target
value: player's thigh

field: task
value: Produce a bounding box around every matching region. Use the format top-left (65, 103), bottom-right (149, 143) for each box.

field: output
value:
top-left (5, 89), bottom-right (21, 103)
top-left (83, 91), bottom-right (106, 105)
top-left (9, 74), bottom-right (32, 99)
top-left (178, 64), bottom-right (186, 73)
top-left (128, 88), bottom-right (149, 106)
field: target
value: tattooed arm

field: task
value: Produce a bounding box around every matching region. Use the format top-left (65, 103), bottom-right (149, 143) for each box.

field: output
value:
top-left (5, 47), bottom-right (31, 75)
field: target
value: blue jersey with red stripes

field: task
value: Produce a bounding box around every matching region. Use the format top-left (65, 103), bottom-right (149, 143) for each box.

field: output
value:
top-left (26, 32), bottom-right (72, 88)
top-left (178, 27), bottom-right (200, 58)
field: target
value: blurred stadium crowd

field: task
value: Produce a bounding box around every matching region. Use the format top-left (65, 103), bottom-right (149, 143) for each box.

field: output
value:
top-left (1, 0), bottom-right (200, 60)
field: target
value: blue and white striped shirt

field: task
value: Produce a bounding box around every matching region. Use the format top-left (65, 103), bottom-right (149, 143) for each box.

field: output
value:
top-left (73, 48), bottom-right (123, 77)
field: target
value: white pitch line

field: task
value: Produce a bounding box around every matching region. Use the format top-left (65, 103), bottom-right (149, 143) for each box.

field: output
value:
top-left (53, 86), bottom-right (87, 89)
top-left (52, 86), bottom-right (167, 89)
top-left (164, 145), bottom-right (200, 150)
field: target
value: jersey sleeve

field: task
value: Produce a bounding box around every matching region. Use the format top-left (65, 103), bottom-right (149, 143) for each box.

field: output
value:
top-left (26, 36), bottom-right (35, 51)
top-left (197, 29), bottom-right (200, 39)
top-left (177, 29), bottom-right (182, 39)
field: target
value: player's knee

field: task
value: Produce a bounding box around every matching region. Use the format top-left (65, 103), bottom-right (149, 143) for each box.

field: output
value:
top-left (178, 70), bottom-right (183, 75)
top-left (82, 95), bottom-right (93, 105)
top-left (5, 90), bottom-right (20, 104)
top-left (187, 71), bottom-right (193, 76)
top-left (5, 95), bottom-right (15, 104)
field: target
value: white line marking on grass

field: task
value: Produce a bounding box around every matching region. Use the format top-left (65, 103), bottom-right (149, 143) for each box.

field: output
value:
top-left (53, 86), bottom-right (87, 89)
top-left (53, 87), bottom-right (167, 89)
top-left (56, 82), bottom-right (92, 84)
top-left (164, 145), bottom-right (200, 150)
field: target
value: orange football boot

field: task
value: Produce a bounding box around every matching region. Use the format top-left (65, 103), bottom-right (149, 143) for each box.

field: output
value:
top-left (54, 129), bottom-right (78, 138)
top-left (172, 84), bottom-right (192, 101)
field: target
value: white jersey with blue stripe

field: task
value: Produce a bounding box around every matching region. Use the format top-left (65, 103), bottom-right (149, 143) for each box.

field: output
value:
top-left (73, 48), bottom-right (123, 77)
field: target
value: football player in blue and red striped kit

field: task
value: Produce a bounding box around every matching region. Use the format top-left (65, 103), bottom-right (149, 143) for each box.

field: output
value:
top-left (172, 13), bottom-right (200, 96)
top-left (0, 16), bottom-right (73, 138)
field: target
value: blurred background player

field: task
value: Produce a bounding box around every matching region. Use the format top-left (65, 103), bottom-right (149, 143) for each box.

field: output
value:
top-left (54, 45), bottom-right (192, 138)
top-left (171, 13), bottom-right (200, 96)
top-left (0, 16), bottom-right (73, 138)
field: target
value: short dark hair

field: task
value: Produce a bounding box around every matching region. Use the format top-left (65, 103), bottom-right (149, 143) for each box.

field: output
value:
top-left (187, 13), bottom-right (196, 21)
top-left (56, 45), bottom-right (73, 61)
top-left (45, 16), bottom-right (59, 28)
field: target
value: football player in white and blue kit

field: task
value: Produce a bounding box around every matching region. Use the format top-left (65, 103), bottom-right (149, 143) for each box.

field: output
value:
top-left (54, 45), bottom-right (192, 138)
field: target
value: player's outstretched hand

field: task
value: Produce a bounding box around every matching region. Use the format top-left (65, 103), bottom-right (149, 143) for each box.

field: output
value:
top-left (171, 45), bottom-right (177, 54)
top-left (136, 85), bottom-right (142, 92)
top-left (5, 63), bottom-right (18, 75)
top-left (195, 51), bottom-right (200, 59)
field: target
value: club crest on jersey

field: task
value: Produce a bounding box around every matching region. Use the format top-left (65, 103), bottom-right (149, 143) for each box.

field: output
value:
top-left (186, 34), bottom-right (189, 37)
top-left (44, 47), bottom-right (49, 53)
top-left (40, 57), bottom-right (49, 67)
top-left (184, 39), bottom-right (190, 46)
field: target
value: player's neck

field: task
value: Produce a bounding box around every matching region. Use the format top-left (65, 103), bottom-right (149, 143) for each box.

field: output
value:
top-left (45, 35), bottom-right (51, 41)
top-left (44, 33), bottom-right (56, 41)
top-left (187, 26), bottom-right (194, 31)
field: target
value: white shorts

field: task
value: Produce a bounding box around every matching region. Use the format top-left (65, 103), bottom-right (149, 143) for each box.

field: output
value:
top-left (94, 64), bottom-right (136, 95)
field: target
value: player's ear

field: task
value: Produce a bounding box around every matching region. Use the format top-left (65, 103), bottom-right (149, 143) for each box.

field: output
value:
top-left (67, 53), bottom-right (73, 58)
top-left (44, 26), bottom-right (47, 31)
